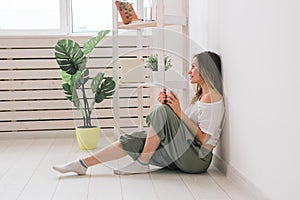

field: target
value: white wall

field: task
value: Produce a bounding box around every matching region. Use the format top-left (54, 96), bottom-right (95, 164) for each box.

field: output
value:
top-left (190, 0), bottom-right (300, 199)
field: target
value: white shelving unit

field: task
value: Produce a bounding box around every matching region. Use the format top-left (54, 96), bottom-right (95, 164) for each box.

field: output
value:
top-left (112, 0), bottom-right (189, 136)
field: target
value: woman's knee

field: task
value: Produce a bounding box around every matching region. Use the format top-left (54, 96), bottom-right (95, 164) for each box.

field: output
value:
top-left (154, 104), bottom-right (172, 113)
top-left (150, 104), bottom-right (176, 119)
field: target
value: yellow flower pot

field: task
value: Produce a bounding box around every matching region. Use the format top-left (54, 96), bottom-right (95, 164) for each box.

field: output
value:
top-left (76, 126), bottom-right (100, 150)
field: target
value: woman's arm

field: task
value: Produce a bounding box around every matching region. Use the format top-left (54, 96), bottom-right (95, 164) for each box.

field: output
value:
top-left (166, 91), bottom-right (209, 145)
top-left (178, 111), bottom-right (209, 145)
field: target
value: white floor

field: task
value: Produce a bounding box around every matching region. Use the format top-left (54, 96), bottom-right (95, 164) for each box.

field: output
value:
top-left (0, 136), bottom-right (253, 200)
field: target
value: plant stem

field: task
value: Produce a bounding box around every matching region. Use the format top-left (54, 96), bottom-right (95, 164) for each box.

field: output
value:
top-left (81, 84), bottom-right (90, 127)
top-left (89, 101), bottom-right (95, 126)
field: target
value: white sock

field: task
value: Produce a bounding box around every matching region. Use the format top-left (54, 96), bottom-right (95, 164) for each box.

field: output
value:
top-left (52, 160), bottom-right (87, 175)
top-left (113, 159), bottom-right (150, 175)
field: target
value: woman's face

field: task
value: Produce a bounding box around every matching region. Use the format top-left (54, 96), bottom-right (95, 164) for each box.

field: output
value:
top-left (188, 57), bottom-right (203, 84)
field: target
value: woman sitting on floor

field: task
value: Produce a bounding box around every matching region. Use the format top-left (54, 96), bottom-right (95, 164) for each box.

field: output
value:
top-left (52, 51), bottom-right (225, 175)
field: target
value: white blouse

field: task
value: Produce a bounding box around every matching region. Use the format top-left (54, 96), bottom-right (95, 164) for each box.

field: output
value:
top-left (184, 99), bottom-right (225, 147)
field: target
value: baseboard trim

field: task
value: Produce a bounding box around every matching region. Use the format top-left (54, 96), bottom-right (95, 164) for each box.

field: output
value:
top-left (212, 155), bottom-right (270, 200)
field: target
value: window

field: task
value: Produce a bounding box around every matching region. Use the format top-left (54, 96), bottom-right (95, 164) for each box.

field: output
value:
top-left (0, 0), bottom-right (67, 35)
top-left (0, 0), bottom-right (136, 36)
top-left (72, 0), bottom-right (112, 33)
top-left (72, 0), bottom-right (136, 33)
top-left (0, 0), bottom-right (60, 29)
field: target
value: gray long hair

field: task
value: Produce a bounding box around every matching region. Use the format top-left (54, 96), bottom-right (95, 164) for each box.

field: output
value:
top-left (192, 51), bottom-right (223, 103)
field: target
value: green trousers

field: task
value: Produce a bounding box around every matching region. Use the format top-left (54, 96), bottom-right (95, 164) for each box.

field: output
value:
top-left (119, 104), bottom-right (212, 174)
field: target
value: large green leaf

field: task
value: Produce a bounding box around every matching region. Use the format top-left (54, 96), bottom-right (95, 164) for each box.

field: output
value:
top-left (95, 77), bottom-right (116, 103)
top-left (60, 70), bottom-right (72, 84)
top-left (70, 69), bottom-right (90, 89)
top-left (62, 82), bottom-right (80, 108)
top-left (71, 71), bottom-right (83, 89)
top-left (55, 39), bottom-right (87, 75)
top-left (72, 90), bottom-right (80, 108)
top-left (82, 68), bottom-right (90, 85)
top-left (91, 72), bottom-right (104, 93)
top-left (83, 30), bottom-right (110, 55)
top-left (62, 83), bottom-right (72, 101)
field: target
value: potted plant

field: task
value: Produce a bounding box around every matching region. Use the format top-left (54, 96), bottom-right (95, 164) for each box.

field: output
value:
top-left (146, 54), bottom-right (173, 71)
top-left (54, 30), bottom-right (116, 150)
top-left (146, 54), bottom-right (173, 82)
top-left (115, 0), bottom-right (138, 24)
